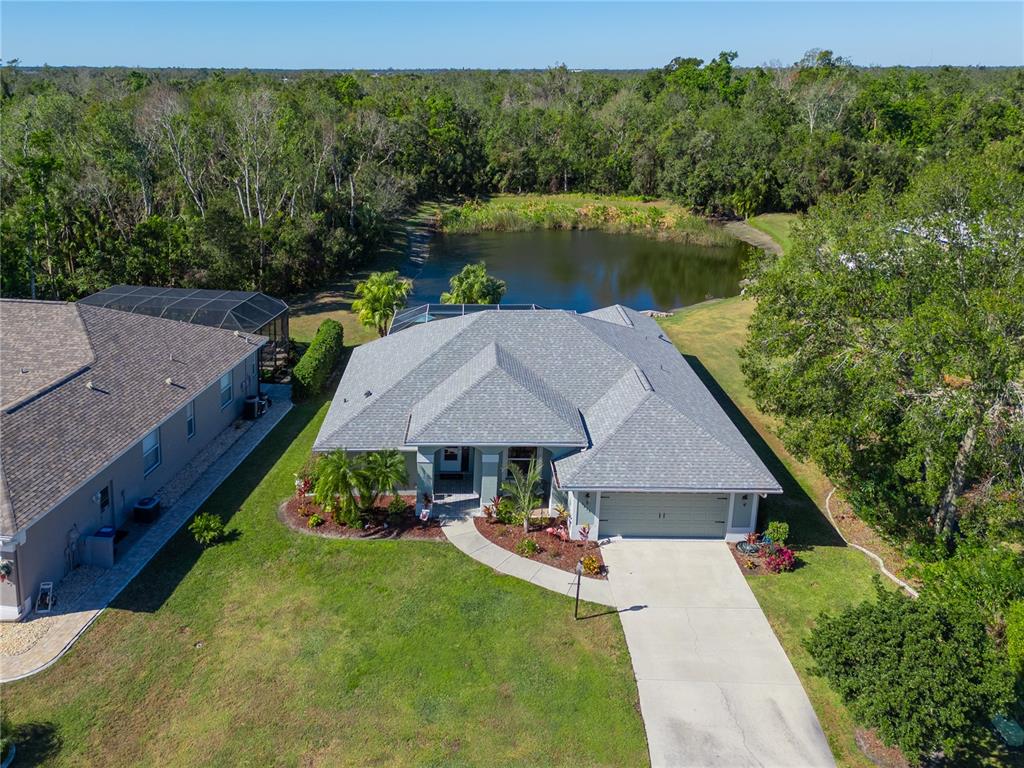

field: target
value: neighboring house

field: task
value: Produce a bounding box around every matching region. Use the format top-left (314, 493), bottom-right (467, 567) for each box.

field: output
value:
top-left (314, 305), bottom-right (781, 541)
top-left (0, 299), bottom-right (266, 621)
top-left (78, 285), bottom-right (289, 373)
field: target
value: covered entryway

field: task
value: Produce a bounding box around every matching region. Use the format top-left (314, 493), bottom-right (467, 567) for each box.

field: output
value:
top-left (599, 492), bottom-right (729, 539)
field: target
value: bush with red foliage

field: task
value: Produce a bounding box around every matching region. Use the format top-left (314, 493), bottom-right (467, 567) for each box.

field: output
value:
top-left (762, 546), bottom-right (796, 573)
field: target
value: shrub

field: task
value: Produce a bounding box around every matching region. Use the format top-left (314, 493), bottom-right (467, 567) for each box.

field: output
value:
top-left (805, 580), bottom-right (1015, 761)
top-left (291, 318), bottom-right (343, 400)
top-left (0, 711), bottom-right (12, 763)
top-left (189, 512), bottom-right (225, 546)
top-left (387, 495), bottom-right (408, 526)
top-left (515, 538), bottom-right (540, 557)
top-left (307, 514), bottom-right (324, 529)
top-left (762, 546), bottom-right (796, 573)
top-left (495, 497), bottom-right (517, 525)
top-left (920, 542), bottom-right (1024, 634)
top-left (764, 520), bottom-right (789, 546)
top-left (581, 554), bottom-right (601, 576)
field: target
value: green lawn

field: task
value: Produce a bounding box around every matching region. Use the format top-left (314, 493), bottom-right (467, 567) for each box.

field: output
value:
top-left (3, 398), bottom-right (647, 767)
top-left (659, 297), bottom-right (881, 768)
top-left (748, 213), bottom-right (798, 255)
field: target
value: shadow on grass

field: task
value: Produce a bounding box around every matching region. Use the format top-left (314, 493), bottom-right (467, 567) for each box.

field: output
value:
top-left (682, 354), bottom-right (844, 549)
top-left (108, 397), bottom-right (325, 615)
top-left (14, 721), bottom-right (61, 766)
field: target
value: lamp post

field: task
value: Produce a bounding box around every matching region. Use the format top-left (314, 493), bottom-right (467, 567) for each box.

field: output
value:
top-left (574, 558), bottom-right (583, 620)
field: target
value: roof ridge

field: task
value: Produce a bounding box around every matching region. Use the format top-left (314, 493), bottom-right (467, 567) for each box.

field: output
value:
top-left (406, 342), bottom-right (501, 440)
top-left (491, 343), bottom-right (586, 434)
top-left (407, 341), bottom-right (587, 443)
top-left (561, 370), bottom-right (653, 481)
top-left (318, 313), bottom-right (486, 443)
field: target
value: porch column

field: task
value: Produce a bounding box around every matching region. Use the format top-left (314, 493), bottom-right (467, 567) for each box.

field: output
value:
top-left (479, 449), bottom-right (502, 504)
top-left (415, 448), bottom-right (435, 513)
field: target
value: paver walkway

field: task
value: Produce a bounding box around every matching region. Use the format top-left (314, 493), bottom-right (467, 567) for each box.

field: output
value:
top-left (602, 540), bottom-right (835, 768)
top-left (441, 516), bottom-right (614, 607)
top-left (0, 387), bottom-right (292, 683)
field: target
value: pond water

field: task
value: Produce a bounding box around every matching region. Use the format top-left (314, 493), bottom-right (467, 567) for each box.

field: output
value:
top-left (408, 229), bottom-right (752, 312)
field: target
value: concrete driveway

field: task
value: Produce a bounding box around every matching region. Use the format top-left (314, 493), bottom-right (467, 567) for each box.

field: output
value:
top-left (602, 540), bottom-right (835, 768)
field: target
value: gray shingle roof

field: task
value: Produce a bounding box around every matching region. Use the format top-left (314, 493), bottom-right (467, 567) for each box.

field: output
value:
top-left (407, 342), bottom-right (587, 446)
top-left (315, 305), bottom-right (780, 494)
top-left (0, 300), bottom-right (266, 536)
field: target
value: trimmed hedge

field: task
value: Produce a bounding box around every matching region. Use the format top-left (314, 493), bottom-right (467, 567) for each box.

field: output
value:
top-left (292, 318), bottom-right (344, 400)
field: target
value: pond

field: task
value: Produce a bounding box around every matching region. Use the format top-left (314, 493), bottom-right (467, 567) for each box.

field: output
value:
top-left (407, 229), bottom-right (753, 312)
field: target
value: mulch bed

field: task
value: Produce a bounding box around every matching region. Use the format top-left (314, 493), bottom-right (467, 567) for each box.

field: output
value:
top-left (280, 495), bottom-right (445, 541)
top-left (473, 516), bottom-right (606, 578)
top-left (729, 540), bottom-right (771, 576)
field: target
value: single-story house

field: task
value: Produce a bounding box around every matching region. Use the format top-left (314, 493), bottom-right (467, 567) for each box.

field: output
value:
top-left (0, 299), bottom-right (267, 621)
top-left (314, 304), bottom-right (781, 541)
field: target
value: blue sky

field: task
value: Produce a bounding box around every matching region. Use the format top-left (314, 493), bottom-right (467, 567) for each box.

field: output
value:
top-left (2, 2), bottom-right (1021, 69)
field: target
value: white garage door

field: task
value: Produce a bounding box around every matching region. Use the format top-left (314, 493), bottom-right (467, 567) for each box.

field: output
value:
top-left (598, 492), bottom-right (730, 538)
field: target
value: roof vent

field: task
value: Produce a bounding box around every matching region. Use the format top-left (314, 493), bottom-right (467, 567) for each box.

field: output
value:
top-left (165, 378), bottom-right (174, 386)
top-left (20, 367), bottom-right (29, 374)
top-left (86, 380), bottom-right (96, 390)
top-left (364, 390), bottom-right (372, 398)
top-left (633, 367), bottom-right (654, 392)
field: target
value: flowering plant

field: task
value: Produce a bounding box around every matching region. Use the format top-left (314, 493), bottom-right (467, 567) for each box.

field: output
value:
top-left (762, 546), bottom-right (796, 573)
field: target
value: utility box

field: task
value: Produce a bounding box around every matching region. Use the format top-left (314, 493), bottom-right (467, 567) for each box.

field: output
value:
top-left (83, 526), bottom-right (116, 568)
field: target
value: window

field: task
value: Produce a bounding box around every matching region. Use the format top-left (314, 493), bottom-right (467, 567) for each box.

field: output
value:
top-left (219, 371), bottom-right (233, 409)
top-left (185, 400), bottom-right (196, 439)
top-left (142, 428), bottom-right (161, 475)
top-left (506, 446), bottom-right (537, 479)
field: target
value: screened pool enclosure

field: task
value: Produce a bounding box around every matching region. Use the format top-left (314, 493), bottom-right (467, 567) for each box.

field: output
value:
top-left (79, 286), bottom-right (289, 371)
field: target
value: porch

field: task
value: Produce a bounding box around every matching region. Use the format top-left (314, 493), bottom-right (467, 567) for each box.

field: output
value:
top-left (415, 445), bottom-right (555, 518)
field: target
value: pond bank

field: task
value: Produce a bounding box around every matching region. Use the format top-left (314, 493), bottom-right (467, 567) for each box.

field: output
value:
top-left (434, 194), bottom-right (736, 247)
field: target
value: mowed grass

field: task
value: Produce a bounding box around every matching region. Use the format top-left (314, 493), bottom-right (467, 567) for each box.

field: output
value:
top-left (747, 213), bottom-right (798, 255)
top-left (289, 304), bottom-right (377, 347)
top-left (3, 398), bottom-right (647, 767)
top-left (659, 297), bottom-right (881, 768)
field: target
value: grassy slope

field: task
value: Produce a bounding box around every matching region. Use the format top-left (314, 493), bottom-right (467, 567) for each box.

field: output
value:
top-left (659, 298), bottom-right (880, 768)
top-left (3, 398), bottom-right (647, 767)
top-left (747, 213), bottom-right (797, 255)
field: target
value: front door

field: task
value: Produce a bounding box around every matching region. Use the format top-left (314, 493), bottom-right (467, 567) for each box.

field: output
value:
top-left (439, 447), bottom-right (463, 473)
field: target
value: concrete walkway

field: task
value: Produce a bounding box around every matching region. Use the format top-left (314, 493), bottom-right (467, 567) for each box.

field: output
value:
top-left (441, 516), bottom-right (615, 607)
top-left (0, 388), bottom-right (292, 683)
top-left (602, 540), bottom-right (835, 768)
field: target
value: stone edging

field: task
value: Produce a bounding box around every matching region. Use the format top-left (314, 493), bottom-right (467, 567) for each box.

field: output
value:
top-left (824, 488), bottom-right (919, 598)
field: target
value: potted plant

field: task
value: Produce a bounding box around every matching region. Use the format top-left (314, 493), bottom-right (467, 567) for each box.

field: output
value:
top-left (0, 559), bottom-right (11, 583)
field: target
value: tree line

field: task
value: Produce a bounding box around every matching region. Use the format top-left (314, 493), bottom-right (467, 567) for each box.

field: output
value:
top-left (2, 52), bottom-right (1020, 299)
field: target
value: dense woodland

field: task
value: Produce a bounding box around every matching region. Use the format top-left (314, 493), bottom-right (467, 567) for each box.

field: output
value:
top-left (2, 53), bottom-right (1021, 298)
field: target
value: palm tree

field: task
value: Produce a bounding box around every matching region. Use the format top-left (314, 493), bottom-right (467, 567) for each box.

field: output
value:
top-left (351, 271), bottom-right (412, 336)
top-left (314, 450), bottom-right (359, 525)
top-left (440, 261), bottom-right (506, 305)
top-left (355, 449), bottom-right (408, 513)
top-left (500, 457), bottom-right (542, 533)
